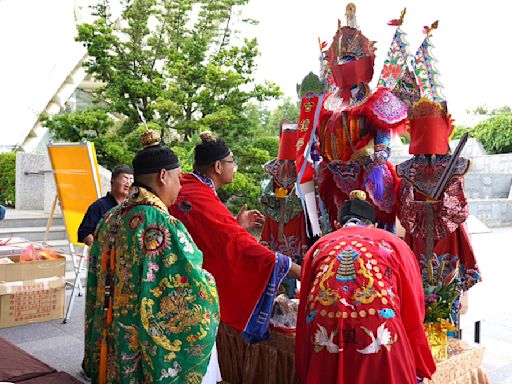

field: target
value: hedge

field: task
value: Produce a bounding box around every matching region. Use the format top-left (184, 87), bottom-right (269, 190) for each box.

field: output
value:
top-left (0, 152), bottom-right (16, 207)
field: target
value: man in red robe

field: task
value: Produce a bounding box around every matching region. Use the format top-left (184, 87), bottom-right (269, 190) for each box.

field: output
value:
top-left (170, 132), bottom-right (301, 343)
top-left (296, 190), bottom-right (436, 383)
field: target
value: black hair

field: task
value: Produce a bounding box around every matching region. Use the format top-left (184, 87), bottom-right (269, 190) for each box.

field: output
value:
top-left (111, 164), bottom-right (133, 180)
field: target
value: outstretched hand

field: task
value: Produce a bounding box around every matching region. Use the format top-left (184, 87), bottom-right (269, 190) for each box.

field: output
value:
top-left (236, 204), bottom-right (265, 229)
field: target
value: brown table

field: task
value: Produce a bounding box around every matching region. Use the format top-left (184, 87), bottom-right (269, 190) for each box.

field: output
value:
top-left (217, 323), bottom-right (298, 384)
top-left (0, 337), bottom-right (82, 383)
top-left (217, 324), bottom-right (488, 384)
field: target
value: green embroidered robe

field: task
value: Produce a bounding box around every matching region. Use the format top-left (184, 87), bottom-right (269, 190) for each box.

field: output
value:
top-left (83, 186), bottom-right (219, 383)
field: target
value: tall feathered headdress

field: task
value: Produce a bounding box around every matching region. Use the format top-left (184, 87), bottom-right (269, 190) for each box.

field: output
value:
top-left (408, 21), bottom-right (455, 155)
top-left (378, 8), bottom-right (421, 109)
top-left (412, 20), bottom-right (444, 103)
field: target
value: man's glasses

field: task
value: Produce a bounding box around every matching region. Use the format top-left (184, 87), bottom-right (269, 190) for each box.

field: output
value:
top-left (220, 159), bottom-right (238, 165)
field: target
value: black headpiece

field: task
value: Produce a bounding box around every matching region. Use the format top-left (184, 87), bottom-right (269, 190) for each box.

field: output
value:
top-left (132, 130), bottom-right (180, 175)
top-left (339, 190), bottom-right (376, 224)
top-left (194, 131), bottom-right (231, 166)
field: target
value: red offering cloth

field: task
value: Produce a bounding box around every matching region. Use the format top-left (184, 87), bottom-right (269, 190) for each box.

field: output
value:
top-left (170, 173), bottom-right (277, 332)
top-left (260, 213), bottom-right (307, 266)
top-left (296, 226), bottom-right (436, 383)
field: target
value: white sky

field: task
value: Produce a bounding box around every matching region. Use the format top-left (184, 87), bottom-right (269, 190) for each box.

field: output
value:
top-left (241, 0), bottom-right (511, 120)
top-left (0, 0), bottom-right (85, 147)
top-left (0, 0), bottom-right (509, 147)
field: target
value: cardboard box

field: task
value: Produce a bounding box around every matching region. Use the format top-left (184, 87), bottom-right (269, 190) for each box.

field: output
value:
top-left (0, 255), bottom-right (66, 328)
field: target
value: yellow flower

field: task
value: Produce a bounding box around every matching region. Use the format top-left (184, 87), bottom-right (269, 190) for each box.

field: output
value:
top-left (187, 334), bottom-right (198, 344)
top-left (150, 286), bottom-right (163, 298)
top-left (275, 187), bottom-right (288, 198)
top-left (437, 318), bottom-right (456, 332)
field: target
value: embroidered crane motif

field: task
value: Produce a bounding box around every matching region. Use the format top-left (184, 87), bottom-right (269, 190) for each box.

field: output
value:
top-left (314, 324), bottom-right (342, 353)
top-left (357, 322), bottom-right (397, 354)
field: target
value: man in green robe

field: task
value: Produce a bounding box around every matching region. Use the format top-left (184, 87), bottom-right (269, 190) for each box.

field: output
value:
top-left (83, 130), bottom-right (220, 384)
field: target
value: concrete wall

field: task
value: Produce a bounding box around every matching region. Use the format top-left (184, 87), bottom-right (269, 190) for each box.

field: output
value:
top-left (468, 153), bottom-right (512, 174)
top-left (469, 199), bottom-right (512, 227)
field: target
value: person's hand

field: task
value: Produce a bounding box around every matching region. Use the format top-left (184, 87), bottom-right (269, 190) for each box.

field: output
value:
top-left (236, 204), bottom-right (265, 229)
top-left (288, 262), bottom-right (302, 280)
top-left (83, 234), bottom-right (94, 247)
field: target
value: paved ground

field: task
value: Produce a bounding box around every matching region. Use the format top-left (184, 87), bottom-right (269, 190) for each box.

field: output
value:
top-left (0, 226), bottom-right (511, 383)
top-left (0, 290), bottom-right (87, 382)
top-left (460, 226), bottom-right (512, 383)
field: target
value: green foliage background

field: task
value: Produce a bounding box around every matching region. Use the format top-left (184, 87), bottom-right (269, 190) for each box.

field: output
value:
top-left (469, 113), bottom-right (512, 154)
top-left (0, 152), bottom-right (16, 207)
top-left (453, 108), bottom-right (512, 155)
top-left (40, 0), bottom-right (300, 212)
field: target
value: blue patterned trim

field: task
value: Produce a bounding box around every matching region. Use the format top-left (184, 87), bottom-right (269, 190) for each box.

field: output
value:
top-left (241, 253), bottom-right (291, 343)
top-left (192, 171), bottom-right (216, 194)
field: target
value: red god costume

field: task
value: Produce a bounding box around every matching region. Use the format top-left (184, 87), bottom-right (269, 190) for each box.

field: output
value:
top-left (395, 24), bottom-right (481, 327)
top-left (295, 4), bottom-right (408, 234)
top-left (260, 123), bottom-right (308, 271)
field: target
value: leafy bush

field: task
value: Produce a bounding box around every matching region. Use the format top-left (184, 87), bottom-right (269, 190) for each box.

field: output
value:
top-left (470, 113), bottom-right (512, 154)
top-left (0, 152), bottom-right (16, 206)
top-left (218, 142), bottom-right (274, 213)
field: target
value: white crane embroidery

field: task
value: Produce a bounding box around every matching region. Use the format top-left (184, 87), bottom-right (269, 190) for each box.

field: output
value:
top-left (357, 322), bottom-right (397, 354)
top-left (314, 324), bottom-right (342, 353)
top-left (159, 362), bottom-right (182, 380)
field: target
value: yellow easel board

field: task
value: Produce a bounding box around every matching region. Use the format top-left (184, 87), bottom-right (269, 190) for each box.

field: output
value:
top-left (47, 142), bottom-right (102, 245)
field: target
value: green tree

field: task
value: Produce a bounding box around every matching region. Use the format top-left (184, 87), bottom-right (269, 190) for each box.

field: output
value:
top-left (39, 107), bottom-right (137, 169)
top-left (491, 106), bottom-right (512, 115)
top-left (265, 97), bottom-right (300, 135)
top-left (72, 0), bottom-right (280, 143)
top-left (453, 106), bottom-right (512, 154)
top-left (468, 105), bottom-right (489, 115)
top-left (40, 0), bottom-right (284, 213)
top-left (452, 125), bottom-right (471, 140)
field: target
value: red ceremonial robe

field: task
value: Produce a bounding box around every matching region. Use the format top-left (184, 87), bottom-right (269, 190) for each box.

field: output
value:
top-left (170, 173), bottom-right (277, 332)
top-left (397, 156), bottom-right (481, 292)
top-left (296, 226), bottom-right (436, 384)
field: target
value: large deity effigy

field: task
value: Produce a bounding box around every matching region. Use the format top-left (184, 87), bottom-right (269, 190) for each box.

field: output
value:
top-left (295, 3), bottom-right (408, 235)
top-left (394, 22), bottom-right (481, 328)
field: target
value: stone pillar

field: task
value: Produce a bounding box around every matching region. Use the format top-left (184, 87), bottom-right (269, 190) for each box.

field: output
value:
top-left (15, 152), bottom-right (52, 210)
